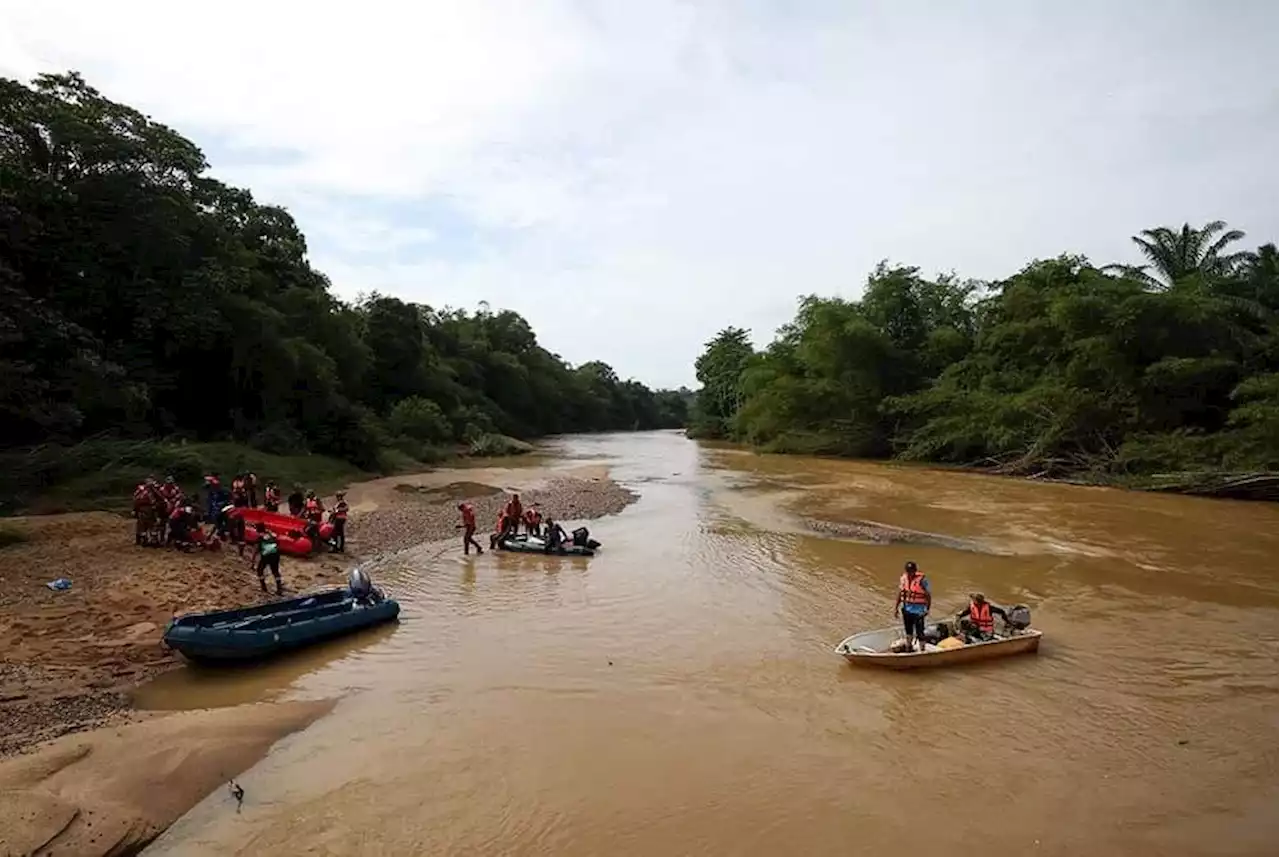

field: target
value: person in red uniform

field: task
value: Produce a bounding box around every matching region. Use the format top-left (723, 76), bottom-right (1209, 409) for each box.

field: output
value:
top-left (303, 491), bottom-right (325, 553)
top-left (521, 506), bottom-right (543, 538)
top-left (132, 479), bottom-right (160, 546)
top-left (505, 494), bottom-right (523, 532)
top-left (158, 476), bottom-right (182, 513)
top-left (457, 501), bottom-right (483, 555)
top-left (954, 593), bottom-right (1008, 642)
top-left (328, 491), bottom-right (349, 553)
top-left (264, 482), bottom-right (282, 513)
top-left (490, 509), bottom-right (516, 550)
top-left (230, 475), bottom-right (248, 507)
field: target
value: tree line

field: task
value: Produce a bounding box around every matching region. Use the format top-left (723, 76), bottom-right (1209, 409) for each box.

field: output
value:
top-left (0, 72), bottom-right (690, 473)
top-left (690, 221), bottom-right (1278, 490)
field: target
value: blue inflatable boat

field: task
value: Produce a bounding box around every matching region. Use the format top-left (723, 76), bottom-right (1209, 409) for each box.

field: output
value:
top-left (163, 581), bottom-right (399, 664)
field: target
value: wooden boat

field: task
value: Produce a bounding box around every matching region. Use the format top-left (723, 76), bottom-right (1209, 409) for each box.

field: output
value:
top-left (498, 534), bottom-right (598, 557)
top-left (834, 626), bottom-right (1042, 670)
top-left (163, 587), bottom-right (400, 664)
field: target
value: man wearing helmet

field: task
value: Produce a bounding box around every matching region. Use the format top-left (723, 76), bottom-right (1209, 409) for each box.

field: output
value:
top-left (893, 560), bottom-right (931, 652)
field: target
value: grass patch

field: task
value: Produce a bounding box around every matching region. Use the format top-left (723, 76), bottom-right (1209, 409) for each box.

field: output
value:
top-left (0, 439), bottom-right (367, 516)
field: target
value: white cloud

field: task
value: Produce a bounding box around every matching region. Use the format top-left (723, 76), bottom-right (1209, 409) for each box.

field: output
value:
top-left (2, 0), bottom-right (1276, 387)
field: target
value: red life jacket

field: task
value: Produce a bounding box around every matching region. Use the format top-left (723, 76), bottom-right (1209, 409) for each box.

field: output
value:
top-left (900, 573), bottom-right (929, 606)
top-left (460, 503), bottom-right (477, 528)
top-left (969, 601), bottom-right (994, 634)
top-left (332, 501), bottom-right (349, 521)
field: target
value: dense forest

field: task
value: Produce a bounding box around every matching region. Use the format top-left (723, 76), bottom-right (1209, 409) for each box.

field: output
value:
top-left (0, 73), bottom-right (690, 484)
top-left (690, 222), bottom-right (1278, 494)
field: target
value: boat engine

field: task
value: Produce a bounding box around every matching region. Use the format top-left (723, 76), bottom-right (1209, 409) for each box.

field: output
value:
top-left (1006, 604), bottom-right (1032, 629)
top-left (348, 567), bottom-right (384, 605)
top-left (571, 527), bottom-right (601, 550)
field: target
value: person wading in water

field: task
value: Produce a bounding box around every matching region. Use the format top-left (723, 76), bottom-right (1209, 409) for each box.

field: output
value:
top-left (456, 501), bottom-right (483, 555)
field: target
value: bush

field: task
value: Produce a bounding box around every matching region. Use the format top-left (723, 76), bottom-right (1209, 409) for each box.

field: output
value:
top-left (466, 433), bottom-right (534, 457)
top-left (388, 397), bottom-right (452, 443)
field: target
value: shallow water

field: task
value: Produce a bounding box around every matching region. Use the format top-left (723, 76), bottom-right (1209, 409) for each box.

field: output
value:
top-left (143, 430), bottom-right (1278, 857)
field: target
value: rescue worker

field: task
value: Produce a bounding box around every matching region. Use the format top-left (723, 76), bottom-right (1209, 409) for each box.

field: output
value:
top-left (456, 501), bottom-right (483, 555)
top-left (303, 491), bottom-right (325, 552)
top-left (214, 503), bottom-right (237, 541)
top-left (490, 509), bottom-right (515, 550)
top-left (250, 523), bottom-right (284, 595)
top-left (505, 494), bottom-right (523, 533)
top-left (328, 491), bottom-right (349, 553)
top-left (230, 474), bottom-right (248, 507)
top-left (264, 481), bottom-right (282, 513)
top-left (522, 505), bottom-right (543, 538)
top-left (287, 484), bottom-right (305, 517)
top-left (542, 517), bottom-right (568, 553)
top-left (158, 476), bottom-right (182, 513)
top-left (893, 560), bottom-right (932, 652)
top-left (954, 593), bottom-right (1009, 642)
top-left (132, 478), bottom-right (160, 546)
top-left (246, 472), bottom-right (259, 508)
top-left (204, 474), bottom-right (227, 523)
top-left (168, 504), bottom-right (198, 549)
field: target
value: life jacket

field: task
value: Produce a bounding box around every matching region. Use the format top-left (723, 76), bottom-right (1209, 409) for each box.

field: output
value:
top-left (495, 512), bottom-right (508, 533)
top-left (969, 601), bottom-right (994, 634)
top-left (133, 485), bottom-right (153, 507)
top-left (305, 498), bottom-right (322, 522)
top-left (900, 573), bottom-right (929, 606)
top-left (507, 499), bottom-right (522, 521)
top-left (332, 501), bottom-right (349, 521)
top-left (265, 487), bottom-right (281, 504)
top-left (522, 509), bottom-right (536, 526)
top-left (459, 503), bottom-right (476, 528)
top-left (231, 478), bottom-right (245, 495)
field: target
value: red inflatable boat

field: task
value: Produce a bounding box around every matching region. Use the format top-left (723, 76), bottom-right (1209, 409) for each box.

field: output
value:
top-left (231, 508), bottom-right (333, 557)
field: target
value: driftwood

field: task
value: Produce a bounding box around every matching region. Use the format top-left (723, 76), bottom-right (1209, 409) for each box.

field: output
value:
top-left (1140, 472), bottom-right (1278, 502)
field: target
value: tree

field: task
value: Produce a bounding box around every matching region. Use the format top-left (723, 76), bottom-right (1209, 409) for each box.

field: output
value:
top-left (689, 327), bottom-right (755, 438)
top-left (1110, 220), bottom-right (1250, 291)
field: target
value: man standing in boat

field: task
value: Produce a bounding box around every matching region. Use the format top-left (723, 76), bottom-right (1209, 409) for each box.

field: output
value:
top-left (894, 561), bottom-right (931, 652)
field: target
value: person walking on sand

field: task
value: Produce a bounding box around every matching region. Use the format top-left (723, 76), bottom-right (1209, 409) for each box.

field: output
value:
top-left (329, 491), bottom-right (349, 553)
top-left (893, 560), bottom-right (931, 652)
top-left (250, 522), bottom-right (284, 595)
top-left (457, 501), bottom-right (483, 555)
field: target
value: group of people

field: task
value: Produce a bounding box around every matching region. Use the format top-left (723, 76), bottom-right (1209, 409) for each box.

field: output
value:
top-left (893, 560), bottom-right (1010, 652)
top-left (131, 474), bottom-right (349, 564)
top-left (455, 492), bottom-right (570, 555)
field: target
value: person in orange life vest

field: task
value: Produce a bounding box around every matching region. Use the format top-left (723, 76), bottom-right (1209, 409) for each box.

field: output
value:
top-left (522, 506), bottom-right (543, 538)
top-left (132, 478), bottom-right (160, 545)
top-left (491, 509), bottom-right (517, 550)
top-left (893, 560), bottom-right (932, 652)
top-left (303, 491), bottom-right (325, 552)
top-left (328, 492), bottom-right (349, 553)
top-left (505, 493), bottom-right (523, 530)
top-left (158, 476), bottom-right (181, 513)
top-left (264, 482), bottom-right (282, 513)
top-left (955, 593), bottom-right (1008, 642)
top-left (456, 502), bottom-right (483, 555)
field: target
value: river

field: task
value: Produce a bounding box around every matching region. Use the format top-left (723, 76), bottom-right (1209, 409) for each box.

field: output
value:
top-left (143, 430), bottom-right (1278, 857)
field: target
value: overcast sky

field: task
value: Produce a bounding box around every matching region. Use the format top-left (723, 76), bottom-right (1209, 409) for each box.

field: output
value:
top-left (2, 0), bottom-right (1276, 388)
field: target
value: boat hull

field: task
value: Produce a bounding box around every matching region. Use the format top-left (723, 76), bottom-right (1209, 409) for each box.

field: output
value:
top-left (835, 627), bottom-right (1042, 670)
top-left (498, 535), bottom-right (597, 557)
top-left (163, 590), bottom-right (400, 664)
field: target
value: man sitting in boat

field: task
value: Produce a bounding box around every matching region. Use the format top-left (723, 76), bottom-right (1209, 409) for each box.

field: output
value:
top-left (542, 518), bottom-right (568, 553)
top-left (954, 593), bottom-right (1009, 642)
top-left (893, 561), bottom-right (931, 653)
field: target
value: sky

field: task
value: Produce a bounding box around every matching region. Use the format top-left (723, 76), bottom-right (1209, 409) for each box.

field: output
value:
top-left (1, 0), bottom-right (1276, 389)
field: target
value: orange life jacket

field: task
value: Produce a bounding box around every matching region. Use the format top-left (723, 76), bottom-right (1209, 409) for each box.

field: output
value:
top-left (332, 501), bottom-right (349, 521)
top-left (305, 498), bottom-right (322, 522)
top-left (460, 503), bottom-right (476, 528)
top-left (900, 573), bottom-right (929, 606)
top-left (969, 601), bottom-right (993, 634)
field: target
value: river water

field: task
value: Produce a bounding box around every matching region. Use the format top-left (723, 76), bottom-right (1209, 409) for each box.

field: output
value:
top-left (144, 431), bottom-right (1277, 857)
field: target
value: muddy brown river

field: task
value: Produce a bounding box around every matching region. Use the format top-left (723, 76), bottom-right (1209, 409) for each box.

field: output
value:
top-left (142, 431), bottom-right (1277, 856)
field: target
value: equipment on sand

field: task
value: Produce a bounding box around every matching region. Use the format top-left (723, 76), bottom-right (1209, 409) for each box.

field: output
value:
top-left (163, 579), bottom-right (399, 664)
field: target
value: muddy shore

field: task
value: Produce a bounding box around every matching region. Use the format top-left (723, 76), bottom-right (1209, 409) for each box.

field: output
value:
top-left (0, 464), bottom-right (635, 757)
top-left (0, 462), bottom-right (635, 857)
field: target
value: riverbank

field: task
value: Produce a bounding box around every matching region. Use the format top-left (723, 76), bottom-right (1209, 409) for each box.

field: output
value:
top-left (0, 462), bottom-right (635, 758)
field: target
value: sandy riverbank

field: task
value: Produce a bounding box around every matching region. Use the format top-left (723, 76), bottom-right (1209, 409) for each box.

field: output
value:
top-left (0, 459), bottom-right (635, 856)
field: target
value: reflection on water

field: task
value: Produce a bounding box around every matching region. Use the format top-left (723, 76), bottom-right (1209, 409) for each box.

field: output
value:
top-left (145, 430), bottom-right (1277, 857)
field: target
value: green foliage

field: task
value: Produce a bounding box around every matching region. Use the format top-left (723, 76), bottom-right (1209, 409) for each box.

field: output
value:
top-left (0, 439), bottom-right (362, 514)
top-left (0, 71), bottom-right (689, 505)
top-left (693, 226), bottom-right (1278, 484)
top-left (466, 433), bottom-right (535, 457)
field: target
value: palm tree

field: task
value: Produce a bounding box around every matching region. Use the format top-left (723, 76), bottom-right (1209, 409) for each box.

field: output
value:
top-left (1108, 220), bottom-right (1250, 291)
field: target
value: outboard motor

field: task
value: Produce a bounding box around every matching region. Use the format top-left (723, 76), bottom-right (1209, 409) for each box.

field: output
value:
top-left (1006, 604), bottom-right (1032, 630)
top-left (348, 567), bottom-right (383, 605)
top-left (572, 527), bottom-right (589, 547)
